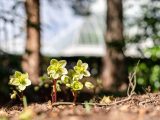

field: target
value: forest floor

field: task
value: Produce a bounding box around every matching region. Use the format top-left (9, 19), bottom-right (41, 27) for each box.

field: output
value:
top-left (1, 92), bottom-right (160, 120)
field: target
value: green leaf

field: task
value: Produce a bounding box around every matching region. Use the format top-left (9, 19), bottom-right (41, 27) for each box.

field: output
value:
top-left (56, 83), bottom-right (61, 92)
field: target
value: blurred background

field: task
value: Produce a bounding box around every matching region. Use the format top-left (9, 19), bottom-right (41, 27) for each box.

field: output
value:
top-left (0, 0), bottom-right (160, 103)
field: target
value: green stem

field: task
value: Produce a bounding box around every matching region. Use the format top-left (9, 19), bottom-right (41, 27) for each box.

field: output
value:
top-left (23, 96), bottom-right (27, 108)
top-left (16, 92), bottom-right (27, 108)
top-left (52, 79), bottom-right (57, 103)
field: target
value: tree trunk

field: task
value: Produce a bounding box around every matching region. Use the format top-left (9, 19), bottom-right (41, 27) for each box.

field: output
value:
top-left (102, 0), bottom-right (127, 92)
top-left (22, 0), bottom-right (40, 85)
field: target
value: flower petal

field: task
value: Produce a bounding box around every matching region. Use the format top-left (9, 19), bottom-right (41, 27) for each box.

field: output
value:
top-left (25, 79), bottom-right (31, 86)
top-left (77, 60), bottom-right (82, 66)
top-left (61, 68), bottom-right (68, 75)
top-left (18, 85), bottom-right (26, 91)
top-left (15, 71), bottom-right (22, 77)
top-left (47, 66), bottom-right (56, 74)
top-left (74, 66), bottom-right (81, 73)
top-left (50, 59), bottom-right (58, 65)
top-left (84, 71), bottom-right (90, 77)
top-left (82, 63), bottom-right (88, 70)
top-left (59, 60), bottom-right (67, 67)
top-left (47, 65), bottom-right (54, 71)
top-left (50, 73), bottom-right (59, 79)
top-left (23, 73), bottom-right (29, 78)
top-left (9, 78), bottom-right (20, 86)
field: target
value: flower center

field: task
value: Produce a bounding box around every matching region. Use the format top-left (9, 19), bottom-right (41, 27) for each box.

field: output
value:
top-left (19, 77), bottom-right (26, 85)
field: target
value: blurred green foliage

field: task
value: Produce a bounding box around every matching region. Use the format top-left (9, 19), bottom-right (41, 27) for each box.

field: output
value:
top-left (129, 62), bottom-right (160, 92)
top-left (125, 0), bottom-right (160, 44)
top-left (145, 46), bottom-right (160, 61)
top-left (126, 0), bottom-right (160, 92)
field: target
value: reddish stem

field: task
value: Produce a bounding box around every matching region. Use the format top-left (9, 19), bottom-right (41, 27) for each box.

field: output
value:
top-left (52, 79), bottom-right (57, 103)
top-left (73, 92), bottom-right (77, 104)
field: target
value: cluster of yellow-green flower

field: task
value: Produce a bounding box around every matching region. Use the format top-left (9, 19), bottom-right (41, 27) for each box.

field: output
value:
top-left (47, 59), bottom-right (94, 92)
top-left (9, 71), bottom-right (31, 99)
top-left (8, 59), bottom-right (94, 102)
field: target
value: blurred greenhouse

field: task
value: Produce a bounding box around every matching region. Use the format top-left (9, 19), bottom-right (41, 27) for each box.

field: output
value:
top-left (0, 0), bottom-right (106, 57)
top-left (0, 0), bottom-right (159, 58)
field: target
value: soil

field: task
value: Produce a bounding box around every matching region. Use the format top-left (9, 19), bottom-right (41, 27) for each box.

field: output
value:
top-left (1, 92), bottom-right (160, 120)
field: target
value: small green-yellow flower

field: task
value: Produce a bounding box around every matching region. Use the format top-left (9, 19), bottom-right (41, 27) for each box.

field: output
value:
top-left (47, 59), bottom-right (68, 79)
top-left (9, 71), bottom-right (31, 92)
top-left (61, 75), bottom-right (69, 84)
top-left (85, 82), bottom-right (94, 89)
top-left (74, 60), bottom-right (90, 79)
top-left (71, 81), bottom-right (83, 91)
top-left (68, 69), bottom-right (81, 81)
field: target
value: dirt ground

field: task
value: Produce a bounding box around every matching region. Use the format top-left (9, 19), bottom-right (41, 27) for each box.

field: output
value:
top-left (1, 92), bottom-right (160, 120)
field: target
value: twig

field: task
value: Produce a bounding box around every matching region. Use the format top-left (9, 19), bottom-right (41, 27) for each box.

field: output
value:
top-left (52, 96), bottom-right (132, 107)
top-left (139, 99), bottom-right (156, 106)
top-left (127, 60), bottom-right (140, 97)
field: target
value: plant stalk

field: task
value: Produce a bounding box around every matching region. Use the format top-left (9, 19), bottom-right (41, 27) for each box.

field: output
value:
top-left (52, 79), bottom-right (57, 103)
top-left (23, 96), bottom-right (27, 108)
top-left (73, 92), bottom-right (77, 104)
